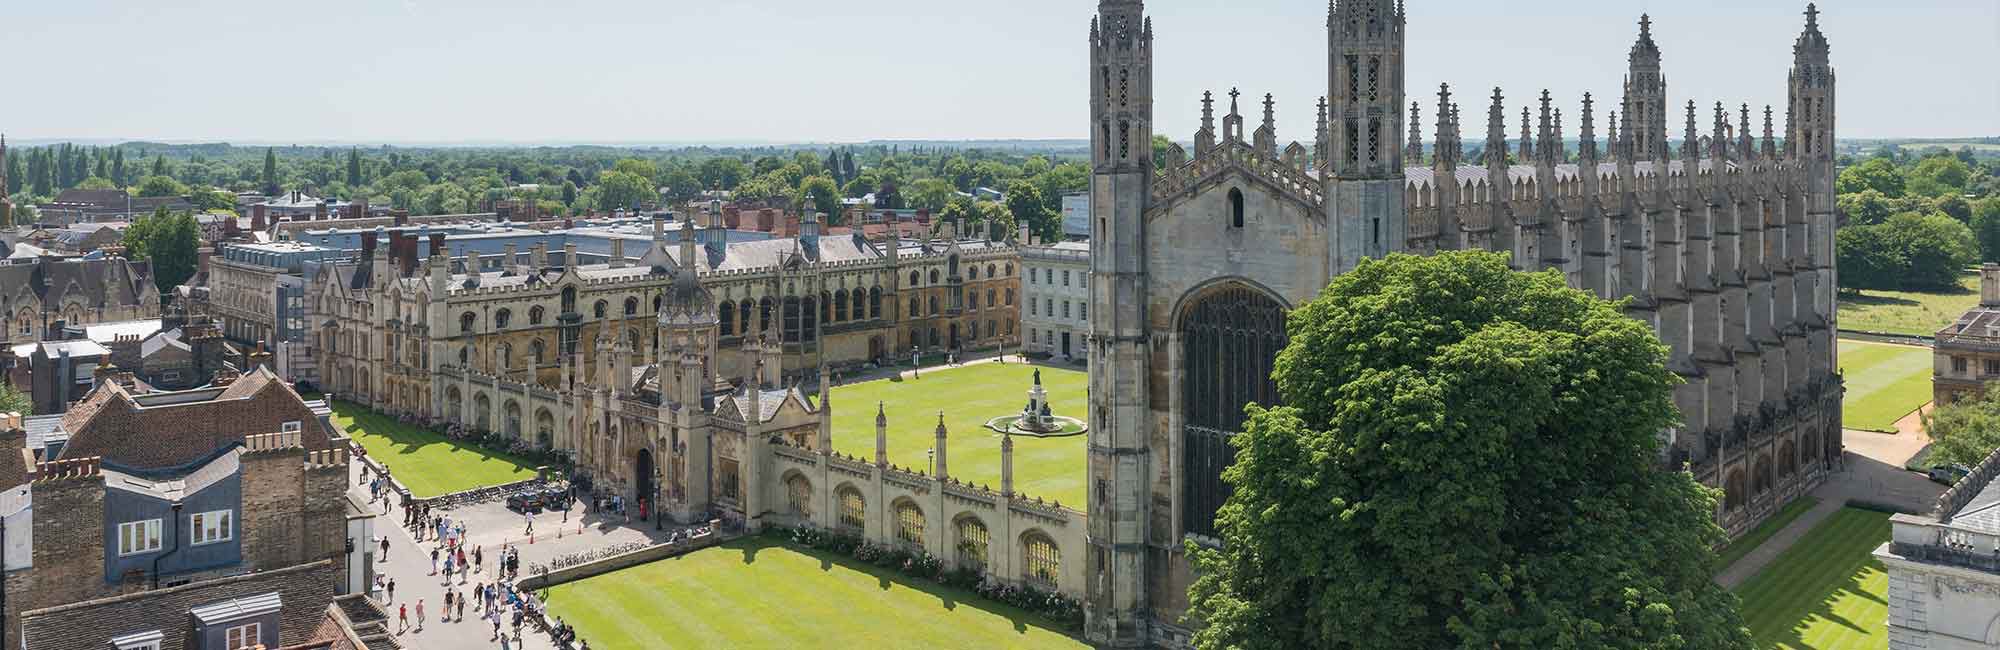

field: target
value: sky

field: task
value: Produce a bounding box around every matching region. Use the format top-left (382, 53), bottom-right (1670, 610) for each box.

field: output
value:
top-left (1, 0), bottom-right (1993, 145)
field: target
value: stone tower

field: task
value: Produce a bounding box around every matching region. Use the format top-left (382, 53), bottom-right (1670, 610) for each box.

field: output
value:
top-left (1790, 3), bottom-right (1838, 364)
top-left (1086, 0), bottom-right (1154, 646)
top-left (1325, 0), bottom-right (1409, 274)
top-left (0, 134), bottom-right (12, 228)
top-left (1623, 15), bottom-right (1670, 161)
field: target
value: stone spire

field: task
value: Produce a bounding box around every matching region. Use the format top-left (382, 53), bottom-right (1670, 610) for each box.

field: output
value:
top-left (1433, 84), bottom-right (1457, 168)
top-left (932, 411), bottom-right (949, 479)
top-left (1681, 100), bottom-right (1701, 162)
top-left (1197, 90), bottom-right (1217, 155)
top-left (874, 401), bottom-right (888, 467)
top-left (1712, 102), bottom-right (1730, 161)
top-left (1762, 105), bottom-right (1778, 160)
top-left (1518, 106), bottom-right (1534, 162)
top-left (1314, 96), bottom-right (1329, 165)
top-left (1579, 93), bottom-right (1598, 163)
top-left (1607, 110), bottom-right (1620, 160)
top-left (1000, 432), bottom-right (1015, 497)
top-left (1535, 91), bottom-right (1555, 166)
top-left (1788, 3), bottom-right (1835, 161)
top-left (1738, 103), bottom-right (1756, 162)
top-left (1406, 102), bottom-right (1424, 165)
top-left (1624, 14), bottom-right (1668, 163)
top-left (1553, 107), bottom-right (1566, 162)
top-left (1254, 92), bottom-right (1278, 156)
top-left (1485, 88), bottom-right (1508, 169)
top-left (1222, 87), bottom-right (1244, 143)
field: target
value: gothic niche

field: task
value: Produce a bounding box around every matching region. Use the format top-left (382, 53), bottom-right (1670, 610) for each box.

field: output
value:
top-left (1180, 284), bottom-right (1287, 538)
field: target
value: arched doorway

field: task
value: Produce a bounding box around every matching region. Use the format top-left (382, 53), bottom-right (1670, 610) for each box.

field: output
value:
top-left (1179, 282), bottom-right (1289, 539)
top-left (948, 323), bottom-right (960, 351)
top-left (635, 448), bottom-right (656, 520)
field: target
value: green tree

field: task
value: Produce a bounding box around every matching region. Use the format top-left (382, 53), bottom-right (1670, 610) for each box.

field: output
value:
top-left (1922, 388), bottom-right (2000, 469)
top-left (561, 180), bottom-right (579, 207)
top-left (1837, 189), bottom-right (1895, 226)
top-left (1975, 198), bottom-right (2000, 263)
top-left (612, 158), bottom-right (660, 181)
top-left (1835, 223), bottom-right (1906, 291)
top-left (795, 175), bottom-right (842, 223)
top-left (133, 174), bottom-right (189, 197)
top-left (906, 177), bottom-right (957, 212)
top-left (1889, 211), bottom-right (1980, 289)
top-left (595, 170), bottom-right (656, 212)
top-left (189, 187), bottom-right (237, 213)
top-left (122, 208), bottom-right (201, 294)
top-left (1186, 251), bottom-right (1752, 650)
top-left (346, 148), bottom-right (364, 187)
top-left (1152, 134), bottom-right (1176, 169)
top-left (1836, 157), bottom-right (1905, 197)
top-left (0, 382), bottom-right (28, 416)
top-left (659, 166), bottom-right (702, 204)
top-left (75, 176), bottom-right (118, 190)
top-left (417, 183), bottom-right (471, 215)
top-left (261, 147), bottom-right (279, 196)
top-left (698, 157), bottom-right (748, 190)
top-left (1006, 182), bottom-right (1057, 242)
top-left (1908, 156), bottom-right (1972, 198)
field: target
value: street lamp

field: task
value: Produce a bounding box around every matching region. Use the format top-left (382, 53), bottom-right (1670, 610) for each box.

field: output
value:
top-left (654, 462), bottom-right (664, 531)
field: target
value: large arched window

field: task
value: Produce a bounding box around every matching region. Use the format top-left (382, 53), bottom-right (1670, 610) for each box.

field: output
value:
top-left (1022, 532), bottom-right (1060, 589)
top-left (530, 339), bottom-right (546, 365)
top-left (928, 296), bottom-right (939, 315)
top-left (955, 516), bottom-right (990, 570)
top-left (739, 300), bottom-right (754, 336)
top-left (529, 306), bottom-right (545, 325)
top-left (460, 312), bottom-right (476, 334)
top-left (929, 269), bottom-right (940, 284)
top-left (834, 290), bottom-right (848, 322)
top-left (624, 297), bottom-right (639, 316)
top-left (1181, 284), bottom-right (1288, 539)
top-left (561, 287), bottom-right (578, 314)
top-left (1724, 470), bottom-right (1747, 511)
top-left (1228, 187), bottom-right (1245, 228)
top-left (719, 304), bottom-right (735, 334)
top-left (908, 297), bottom-right (921, 318)
top-left (869, 287), bottom-right (882, 318)
top-left (593, 300), bottom-right (608, 319)
top-left (968, 266), bottom-right (979, 281)
top-left (909, 271), bottom-right (921, 287)
top-left (494, 308), bottom-right (511, 330)
top-left (837, 487), bottom-right (866, 533)
top-left (786, 474), bottom-right (812, 516)
top-left (895, 500), bottom-right (925, 548)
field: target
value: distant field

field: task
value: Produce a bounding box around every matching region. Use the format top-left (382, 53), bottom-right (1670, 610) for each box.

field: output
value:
top-left (1837, 273), bottom-right (1979, 338)
top-left (1837, 340), bottom-right (1934, 432)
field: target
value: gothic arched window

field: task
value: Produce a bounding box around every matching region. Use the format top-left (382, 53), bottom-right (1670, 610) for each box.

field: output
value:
top-left (593, 300), bottom-right (607, 319)
top-left (837, 487), bottom-right (865, 533)
top-left (1181, 284), bottom-right (1288, 539)
top-left (895, 501), bottom-right (925, 549)
top-left (529, 306), bottom-right (545, 325)
top-left (1228, 188), bottom-right (1245, 228)
top-left (494, 308), bottom-right (511, 330)
top-left (956, 517), bottom-right (989, 570)
top-left (460, 312), bottom-right (476, 334)
top-left (624, 297), bottom-right (639, 316)
top-left (1023, 532), bottom-right (1060, 589)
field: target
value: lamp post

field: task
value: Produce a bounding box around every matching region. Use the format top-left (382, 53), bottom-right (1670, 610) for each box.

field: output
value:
top-left (654, 463), bottom-right (664, 531)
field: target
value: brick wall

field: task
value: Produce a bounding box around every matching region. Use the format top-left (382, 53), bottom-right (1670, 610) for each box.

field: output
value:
top-left (238, 446), bottom-right (307, 571)
top-left (4, 474), bottom-right (108, 643)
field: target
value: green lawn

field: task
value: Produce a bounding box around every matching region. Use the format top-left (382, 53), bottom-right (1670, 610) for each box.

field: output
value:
top-left (331, 400), bottom-right (539, 498)
top-left (1837, 272), bottom-right (1979, 337)
top-left (832, 363), bottom-right (1087, 508)
top-left (1837, 339), bottom-right (1934, 432)
top-left (1735, 507), bottom-right (1892, 649)
top-left (543, 537), bottom-right (1086, 649)
top-left (1717, 496), bottom-right (1821, 573)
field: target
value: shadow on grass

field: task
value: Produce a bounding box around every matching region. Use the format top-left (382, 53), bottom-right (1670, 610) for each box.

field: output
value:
top-left (1838, 292), bottom-right (1922, 307)
top-left (1745, 510), bottom-right (1892, 650)
top-left (720, 536), bottom-right (1067, 638)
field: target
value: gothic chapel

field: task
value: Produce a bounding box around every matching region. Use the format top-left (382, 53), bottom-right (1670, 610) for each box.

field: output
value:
top-left (1083, 1), bottom-right (1842, 645)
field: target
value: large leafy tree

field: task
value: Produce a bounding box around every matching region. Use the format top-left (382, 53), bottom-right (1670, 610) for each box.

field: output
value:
top-left (1923, 389), bottom-right (2000, 469)
top-left (1186, 251), bottom-right (1751, 650)
top-left (122, 207), bottom-right (202, 295)
top-left (594, 170), bottom-right (656, 212)
top-left (1837, 157), bottom-right (1905, 197)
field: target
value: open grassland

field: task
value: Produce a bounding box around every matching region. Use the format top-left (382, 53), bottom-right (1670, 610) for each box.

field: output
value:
top-left (1837, 272), bottom-right (1979, 338)
top-left (331, 400), bottom-right (539, 498)
top-left (1735, 507), bottom-right (1892, 650)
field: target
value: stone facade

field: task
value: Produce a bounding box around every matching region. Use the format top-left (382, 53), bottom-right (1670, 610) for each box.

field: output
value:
top-left (1877, 447), bottom-right (2000, 649)
top-left (1022, 240), bottom-right (1091, 359)
top-left (1083, 1), bottom-right (1843, 645)
top-left (0, 255), bottom-right (161, 348)
top-left (1933, 264), bottom-right (2000, 407)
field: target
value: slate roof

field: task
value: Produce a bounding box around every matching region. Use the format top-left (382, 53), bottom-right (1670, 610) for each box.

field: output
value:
top-left (0, 256), bottom-right (154, 310)
top-left (1948, 478), bottom-right (2000, 535)
top-left (715, 386), bottom-right (812, 424)
top-left (57, 366), bottom-right (330, 469)
top-left (19, 559), bottom-right (339, 650)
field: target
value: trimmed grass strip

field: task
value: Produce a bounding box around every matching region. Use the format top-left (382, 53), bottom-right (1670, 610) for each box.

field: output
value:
top-left (331, 400), bottom-right (539, 498)
top-left (1716, 496), bottom-right (1820, 573)
top-left (1734, 507), bottom-right (1891, 650)
top-left (1837, 339), bottom-right (1933, 432)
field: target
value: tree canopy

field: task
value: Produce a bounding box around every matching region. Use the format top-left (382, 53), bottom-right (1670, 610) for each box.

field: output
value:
top-left (1836, 211), bottom-right (1977, 291)
top-left (1923, 388), bottom-right (2000, 470)
top-left (1186, 251), bottom-right (1751, 650)
top-left (121, 207), bottom-right (202, 296)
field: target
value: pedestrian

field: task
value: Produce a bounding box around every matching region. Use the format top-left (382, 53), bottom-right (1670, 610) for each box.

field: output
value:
top-left (523, 511), bottom-right (533, 536)
top-left (475, 545), bottom-right (484, 573)
top-left (398, 602), bottom-right (409, 633)
top-left (388, 578), bottom-right (397, 604)
top-left (444, 590), bottom-right (454, 620)
top-left (492, 606), bottom-right (502, 638)
top-left (456, 595), bottom-right (465, 623)
top-left (416, 598), bottom-right (426, 631)
top-left (380, 536), bottom-right (390, 561)
top-left (500, 633), bottom-right (512, 650)
top-left (430, 547), bottom-right (439, 575)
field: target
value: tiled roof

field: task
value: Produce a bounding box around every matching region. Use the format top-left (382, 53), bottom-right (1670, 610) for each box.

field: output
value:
top-left (20, 559), bottom-right (339, 650)
top-left (0, 256), bottom-right (154, 310)
top-left (57, 366), bottom-right (332, 469)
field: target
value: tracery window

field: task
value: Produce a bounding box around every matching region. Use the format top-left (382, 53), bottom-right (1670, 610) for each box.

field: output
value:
top-left (895, 501), bottom-right (926, 548)
top-left (956, 517), bottom-right (990, 570)
top-left (1181, 285), bottom-right (1288, 539)
top-left (837, 487), bottom-right (865, 533)
top-left (786, 474), bottom-right (811, 516)
top-left (1023, 532), bottom-right (1060, 589)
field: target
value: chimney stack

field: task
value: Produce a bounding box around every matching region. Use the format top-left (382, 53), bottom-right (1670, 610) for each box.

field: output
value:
top-left (1983, 264), bottom-right (2000, 307)
top-left (502, 243), bottom-right (519, 275)
top-left (314, 202), bottom-right (328, 221)
top-left (251, 204), bottom-right (267, 230)
top-left (610, 239), bottom-right (627, 268)
top-left (360, 230), bottom-right (378, 260)
top-left (392, 209), bottom-right (409, 227)
top-left (428, 232), bottom-right (446, 257)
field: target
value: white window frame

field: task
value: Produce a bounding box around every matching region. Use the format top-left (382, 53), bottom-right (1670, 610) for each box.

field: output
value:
top-left (191, 510), bottom-right (233, 546)
top-left (280, 420), bottom-right (302, 433)
top-left (225, 622), bottom-right (260, 650)
top-left (118, 519), bottom-right (163, 556)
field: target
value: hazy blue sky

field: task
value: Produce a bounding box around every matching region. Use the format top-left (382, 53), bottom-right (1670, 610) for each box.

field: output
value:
top-left (2, 0), bottom-right (1992, 144)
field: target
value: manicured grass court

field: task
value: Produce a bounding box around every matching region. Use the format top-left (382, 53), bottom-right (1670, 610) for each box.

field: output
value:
top-left (1837, 273), bottom-right (1980, 338)
top-left (543, 537), bottom-right (1086, 649)
top-left (1716, 496), bottom-right (1820, 573)
top-left (331, 400), bottom-right (539, 498)
top-left (1837, 339), bottom-right (1934, 432)
top-left (831, 363), bottom-right (1087, 508)
top-left (1735, 507), bottom-right (1892, 650)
